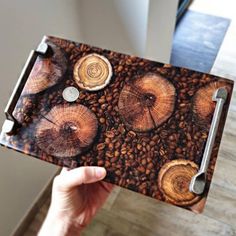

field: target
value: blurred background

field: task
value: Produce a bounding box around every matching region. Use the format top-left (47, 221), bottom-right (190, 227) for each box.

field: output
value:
top-left (0, 0), bottom-right (236, 235)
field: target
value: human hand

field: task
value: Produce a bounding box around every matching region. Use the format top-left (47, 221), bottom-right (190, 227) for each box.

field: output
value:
top-left (38, 166), bottom-right (113, 236)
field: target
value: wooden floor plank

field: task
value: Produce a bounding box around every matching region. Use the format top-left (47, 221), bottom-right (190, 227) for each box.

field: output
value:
top-left (204, 183), bottom-right (236, 230)
top-left (82, 208), bottom-right (131, 236)
top-left (81, 220), bottom-right (110, 236)
top-left (129, 225), bottom-right (163, 236)
top-left (211, 157), bottom-right (236, 193)
top-left (110, 189), bottom-right (235, 236)
top-left (102, 186), bottom-right (121, 211)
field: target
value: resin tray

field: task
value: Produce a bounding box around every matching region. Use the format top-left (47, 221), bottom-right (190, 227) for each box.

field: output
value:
top-left (0, 36), bottom-right (234, 213)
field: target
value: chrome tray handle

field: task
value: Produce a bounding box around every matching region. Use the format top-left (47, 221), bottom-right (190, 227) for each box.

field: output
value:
top-left (2, 42), bottom-right (49, 135)
top-left (189, 87), bottom-right (228, 195)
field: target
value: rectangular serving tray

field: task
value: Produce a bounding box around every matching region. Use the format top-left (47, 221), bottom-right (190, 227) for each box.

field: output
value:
top-left (0, 36), bottom-right (234, 213)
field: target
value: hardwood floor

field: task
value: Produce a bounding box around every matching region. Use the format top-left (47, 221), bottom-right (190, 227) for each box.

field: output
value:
top-left (19, 1), bottom-right (236, 235)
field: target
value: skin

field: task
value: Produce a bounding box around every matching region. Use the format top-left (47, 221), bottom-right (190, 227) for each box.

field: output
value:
top-left (38, 167), bottom-right (113, 236)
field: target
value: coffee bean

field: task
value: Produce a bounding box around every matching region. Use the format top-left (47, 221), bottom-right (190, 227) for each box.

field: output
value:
top-left (97, 143), bottom-right (105, 150)
top-left (108, 143), bottom-right (114, 150)
top-left (137, 144), bottom-right (142, 150)
top-left (97, 160), bottom-right (104, 166)
top-left (114, 150), bottom-right (120, 157)
top-left (105, 130), bottom-right (115, 138)
top-left (105, 151), bottom-right (113, 158)
top-left (138, 166), bottom-right (145, 173)
top-left (99, 117), bottom-right (106, 123)
top-left (150, 141), bottom-right (156, 147)
top-left (117, 65), bottom-right (123, 72)
top-left (176, 147), bottom-right (182, 154)
top-left (121, 147), bottom-right (127, 154)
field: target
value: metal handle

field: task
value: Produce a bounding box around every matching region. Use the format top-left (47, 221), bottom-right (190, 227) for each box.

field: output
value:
top-left (2, 42), bottom-right (49, 134)
top-left (189, 87), bottom-right (228, 195)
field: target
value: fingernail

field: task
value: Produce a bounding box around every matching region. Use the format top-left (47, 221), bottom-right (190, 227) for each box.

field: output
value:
top-left (95, 167), bottom-right (106, 179)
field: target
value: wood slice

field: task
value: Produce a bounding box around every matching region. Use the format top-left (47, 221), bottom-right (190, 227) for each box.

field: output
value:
top-left (22, 42), bottom-right (67, 95)
top-left (35, 104), bottom-right (98, 158)
top-left (118, 73), bottom-right (176, 132)
top-left (158, 159), bottom-right (201, 206)
top-left (193, 80), bottom-right (232, 122)
top-left (73, 53), bottom-right (112, 91)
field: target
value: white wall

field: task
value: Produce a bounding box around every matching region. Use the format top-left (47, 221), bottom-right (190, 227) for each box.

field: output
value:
top-left (77, 0), bottom-right (136, 55)
top-left (0, 1), bottom-right (177, 235)
top-left (77, 0), bottom-right (178, 62)
top-left (113, 0), bottom-right (149, 56)
top-left (0, 1), bottom-right (83, 235)
top-left (146, 0), bottom-right (178, 62)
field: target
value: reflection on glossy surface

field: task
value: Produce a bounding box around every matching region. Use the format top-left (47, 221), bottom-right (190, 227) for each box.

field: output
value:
top-left (0, 36), bottom-right (233, 214)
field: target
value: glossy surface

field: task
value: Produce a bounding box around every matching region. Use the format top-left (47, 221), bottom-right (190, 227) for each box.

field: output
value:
top-left (0, 36), bottom-right (233, 213)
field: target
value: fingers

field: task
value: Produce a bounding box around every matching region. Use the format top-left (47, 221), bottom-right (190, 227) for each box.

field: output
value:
top-left (60, 167), bottom-right (70, 174)
top-left (100, 181), bottom-right (114, 193)
top-left (54, 166), bottom-right (106, 191)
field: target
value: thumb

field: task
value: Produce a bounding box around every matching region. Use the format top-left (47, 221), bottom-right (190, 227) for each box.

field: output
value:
top-left (54, 166), bottom-right (106, 191)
